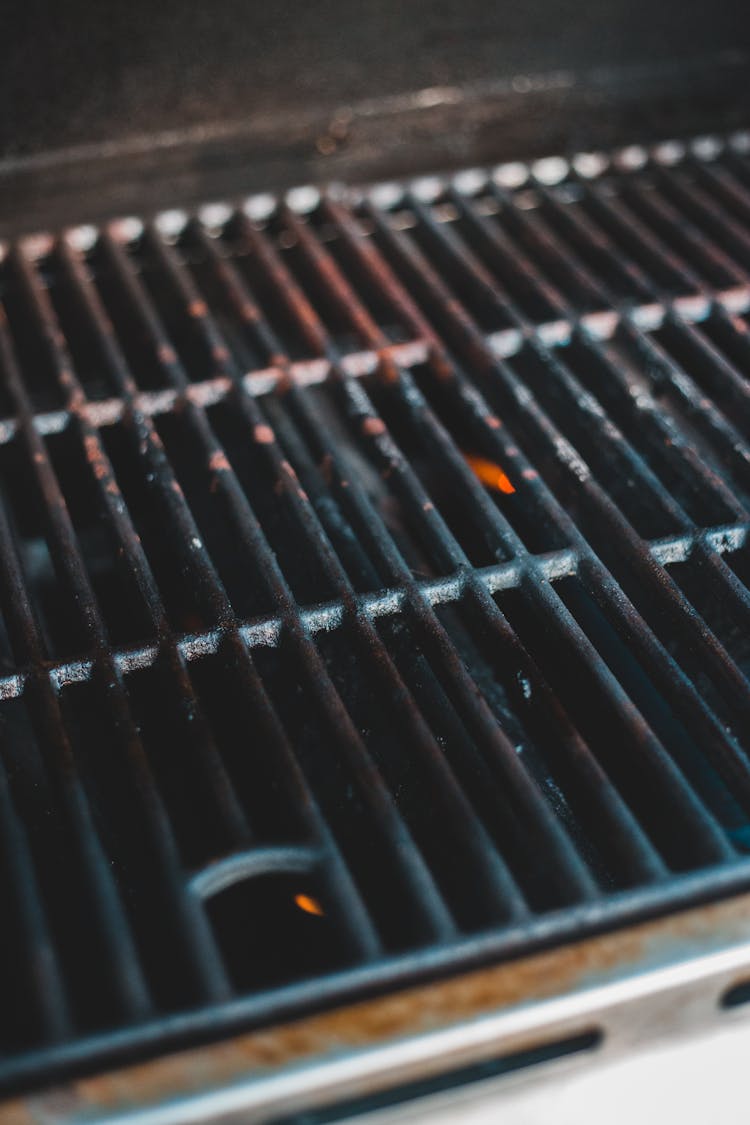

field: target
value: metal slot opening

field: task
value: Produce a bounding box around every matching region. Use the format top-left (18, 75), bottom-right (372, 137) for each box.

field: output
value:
top-left (273, 1030), bottom-right (603, 1124)
top-left (721, 980), bottom-right (750, 1009)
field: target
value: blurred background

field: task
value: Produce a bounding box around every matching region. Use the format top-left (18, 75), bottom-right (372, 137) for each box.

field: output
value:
top-left (1, 1), bottom-right (748, 234)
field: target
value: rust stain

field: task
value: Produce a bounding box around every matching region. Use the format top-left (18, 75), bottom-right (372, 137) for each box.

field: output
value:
top-left (464, 453), bottom-right (515, 495)
top-left (316, 135), bottom-right (337, 157)
top-left (0, 1104), bottom-right (29, 1125)
top-left (11, 892), bottom-right (749, 1125)
top-left (208, 451), bottom-right (231, 473)
top-left (83, 434), bottom-right (109, 482)
top-left (157, 344), bottom-right (178, 366)
top-left (362, 416), bottom-right (386, 437)
top-left (378, 355), bottom-right (400, 385)
top-left (254, 424), bottom-right (275, 445)
top-left (275, 369), bottom-right (295, 395)
top-left (188, 300), bottom-right (208, 318)
top-left (296, 296), bottom-right (323, 334)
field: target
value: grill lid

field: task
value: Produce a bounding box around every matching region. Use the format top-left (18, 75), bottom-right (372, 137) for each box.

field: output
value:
top-left (0, 130), bottom-right (749, 1094)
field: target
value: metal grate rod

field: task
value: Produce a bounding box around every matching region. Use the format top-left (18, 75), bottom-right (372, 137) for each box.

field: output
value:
top-left (352, 197), bottom-right (737, 862)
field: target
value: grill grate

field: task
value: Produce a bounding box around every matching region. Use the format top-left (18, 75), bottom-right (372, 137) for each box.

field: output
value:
top-left (0, 131), bottom-right (750, 1091)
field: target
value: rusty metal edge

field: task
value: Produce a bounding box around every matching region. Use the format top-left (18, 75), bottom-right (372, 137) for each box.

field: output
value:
top-left (6, 889), bottom-right (750, 1125)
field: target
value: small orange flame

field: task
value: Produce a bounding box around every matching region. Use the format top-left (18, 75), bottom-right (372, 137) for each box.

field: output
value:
top-left (294, 893), bottom-right (325, 917)
top-left (463, 453), bottom-right (516, 495)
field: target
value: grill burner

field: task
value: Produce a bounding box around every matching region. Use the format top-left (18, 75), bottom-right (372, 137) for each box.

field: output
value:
top-left (1, 132), bottom-right (750, 1095)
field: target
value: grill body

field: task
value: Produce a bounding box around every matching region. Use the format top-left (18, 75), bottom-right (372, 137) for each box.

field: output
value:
top-left (0, 134), bottom-right (749, 1108)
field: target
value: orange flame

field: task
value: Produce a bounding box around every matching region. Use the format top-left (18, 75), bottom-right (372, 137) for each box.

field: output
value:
top-left (294, 893), bottom-right (325, 917)
top-left (463, 453), bottom-right (515, 495)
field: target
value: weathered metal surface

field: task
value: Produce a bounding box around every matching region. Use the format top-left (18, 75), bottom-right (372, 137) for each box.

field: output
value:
top-left (8, 891), bottom-right (750, 1123)
top-left (0, 130), bottom-right (748, 1104)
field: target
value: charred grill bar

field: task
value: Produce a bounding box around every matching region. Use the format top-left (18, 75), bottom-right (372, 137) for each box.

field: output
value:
top-left (0, 133), bottom-right (749, 1096)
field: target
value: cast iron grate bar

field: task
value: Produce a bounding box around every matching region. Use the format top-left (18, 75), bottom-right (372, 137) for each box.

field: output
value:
top-left (355, 196), bottom-right (749, 829)
top-left (0, 129), bottom-right (749, 1093)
